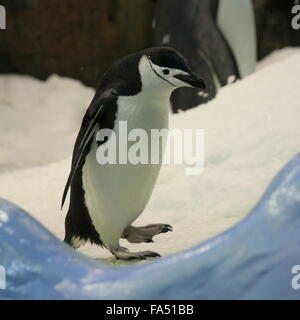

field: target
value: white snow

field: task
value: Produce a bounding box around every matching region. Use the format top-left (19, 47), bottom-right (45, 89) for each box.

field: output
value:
top-left (256, 47), bottom-right (300, 70)
top-left (0, 74), bottom-right (92, 173)
top-left (0, 48), bottom-right (300, 262)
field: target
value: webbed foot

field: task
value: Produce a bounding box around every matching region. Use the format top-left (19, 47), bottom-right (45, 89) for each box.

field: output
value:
top-left (122, 224), bottom-right (173, 243)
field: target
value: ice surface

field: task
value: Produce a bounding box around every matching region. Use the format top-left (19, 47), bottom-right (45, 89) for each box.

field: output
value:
top-left (0, 49), bottom-right (299, 261)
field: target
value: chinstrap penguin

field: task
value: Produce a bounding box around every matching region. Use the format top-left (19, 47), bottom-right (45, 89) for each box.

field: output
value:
top-left (62, 47), bottom-right (206, 260)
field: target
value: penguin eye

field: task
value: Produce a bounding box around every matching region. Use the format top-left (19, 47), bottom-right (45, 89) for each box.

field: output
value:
top-left (163, 69), bottom-right (170, 75)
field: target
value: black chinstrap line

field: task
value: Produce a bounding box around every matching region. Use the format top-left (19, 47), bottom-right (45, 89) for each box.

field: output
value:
top-left (147, 56), bottom-right (177, 88)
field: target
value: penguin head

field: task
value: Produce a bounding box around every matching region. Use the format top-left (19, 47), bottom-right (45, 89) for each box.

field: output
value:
top-left (139, 47), bottom-right (206, 92)
top-left (100, 47), bottom-right (206, 96)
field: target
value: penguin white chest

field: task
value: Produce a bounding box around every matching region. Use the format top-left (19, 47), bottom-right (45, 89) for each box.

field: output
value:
top-left (82, 92), bottom-right (169, 246)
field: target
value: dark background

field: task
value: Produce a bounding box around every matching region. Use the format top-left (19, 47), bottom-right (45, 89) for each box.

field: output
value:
top-left (0, 0), bottom-right (299, 89)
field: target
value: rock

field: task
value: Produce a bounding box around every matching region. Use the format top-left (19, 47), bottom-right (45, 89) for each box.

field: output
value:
top-left (0, 0), bottom-right (154, 87)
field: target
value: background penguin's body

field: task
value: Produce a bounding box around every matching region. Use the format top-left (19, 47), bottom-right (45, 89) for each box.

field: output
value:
top-left (62, 47), bottom-right (205, 259)
top-left (154, 0), bottom-right (256, 112)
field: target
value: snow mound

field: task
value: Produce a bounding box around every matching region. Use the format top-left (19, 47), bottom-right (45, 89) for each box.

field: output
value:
top-left (0, 74), bottom-right (93, 173)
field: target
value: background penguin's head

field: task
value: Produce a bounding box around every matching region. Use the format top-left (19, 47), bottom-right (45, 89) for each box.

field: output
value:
top-left (139, 47), bottom-right (206, 93)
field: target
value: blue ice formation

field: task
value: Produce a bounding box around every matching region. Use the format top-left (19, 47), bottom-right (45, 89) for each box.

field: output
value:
top-left (1, 153), bottom-right (300, 299)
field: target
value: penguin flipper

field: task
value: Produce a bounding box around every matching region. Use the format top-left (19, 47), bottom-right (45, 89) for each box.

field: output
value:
top-left (61, 89), bottom-right (118, 209)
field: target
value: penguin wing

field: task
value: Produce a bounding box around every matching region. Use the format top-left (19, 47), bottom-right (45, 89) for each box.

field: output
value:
top-left (61, 89), bottom-right (118, 209)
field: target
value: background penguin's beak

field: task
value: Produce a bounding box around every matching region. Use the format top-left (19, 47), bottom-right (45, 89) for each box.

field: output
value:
top-left (174, 72), bottom-right (206, 89)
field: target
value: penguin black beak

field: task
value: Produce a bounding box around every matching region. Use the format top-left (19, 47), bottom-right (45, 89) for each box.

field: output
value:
top-left (174, 72), bottom-right (206, 89)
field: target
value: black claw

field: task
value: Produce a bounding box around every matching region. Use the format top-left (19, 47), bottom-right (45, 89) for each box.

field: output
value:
top-left (160, 224), bottom-right (173, 233)
top-left (127, 256), bottom-right (137, 261)
top-left (122, 252), bottom-right (160, 260)
top-left (127, 255), bottom-right (146, 261)
top-left (146, 252), bottom-right (161, 258)
top-left (145, 238), bottom-right (154, 243)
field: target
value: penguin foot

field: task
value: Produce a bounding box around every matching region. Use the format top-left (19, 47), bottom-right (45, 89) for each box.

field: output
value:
top-left (112, 247), bottom-right (161, 260)
top-left (122, 224), bottom-right (173, 244)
